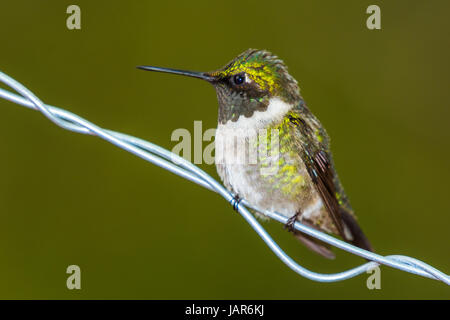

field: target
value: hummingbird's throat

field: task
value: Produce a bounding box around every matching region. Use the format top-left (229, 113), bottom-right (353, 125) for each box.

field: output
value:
top-left (217, 97), bottom-right (293, 131)
top-left (215, 84), bottom-right (273, 124)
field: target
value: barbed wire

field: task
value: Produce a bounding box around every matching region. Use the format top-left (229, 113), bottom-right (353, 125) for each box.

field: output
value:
top-left (0, 70), bottom-right (448, 286)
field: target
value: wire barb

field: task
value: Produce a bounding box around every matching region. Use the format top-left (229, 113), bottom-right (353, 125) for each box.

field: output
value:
top-left (0, 70), bottom-right (448, 286)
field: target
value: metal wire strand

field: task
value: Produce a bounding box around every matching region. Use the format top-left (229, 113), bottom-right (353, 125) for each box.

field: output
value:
top-left (0, 70), bottom-right (448, 285)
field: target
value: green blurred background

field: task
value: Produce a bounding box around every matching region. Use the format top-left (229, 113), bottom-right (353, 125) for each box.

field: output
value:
top-left (0, 1), bottom-right (449, 299)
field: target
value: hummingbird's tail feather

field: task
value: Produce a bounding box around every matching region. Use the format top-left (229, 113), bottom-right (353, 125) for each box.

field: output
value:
top-left (293, 215), bottom-right (373, 259)
top-left (340, 209), bottom-right (373, 253)
top-left (293, 220), bottom-right (336, 259)
top-left (295, 231), bottom-right (336, 259)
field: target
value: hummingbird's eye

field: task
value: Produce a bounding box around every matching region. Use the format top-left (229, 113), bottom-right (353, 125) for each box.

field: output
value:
top-left (233, 73), bottom-right (245, 85)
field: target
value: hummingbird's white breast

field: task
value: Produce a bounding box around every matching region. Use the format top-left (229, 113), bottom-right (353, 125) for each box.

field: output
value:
top-left (215, 97), bottom-right (324, 220)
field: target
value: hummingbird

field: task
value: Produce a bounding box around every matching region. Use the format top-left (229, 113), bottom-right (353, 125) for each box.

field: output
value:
top-left (138, 49), bottom-right (372, 259)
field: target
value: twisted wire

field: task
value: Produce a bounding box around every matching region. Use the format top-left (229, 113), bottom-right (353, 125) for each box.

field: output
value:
top-left (0, 70), bottom-right (448, 285)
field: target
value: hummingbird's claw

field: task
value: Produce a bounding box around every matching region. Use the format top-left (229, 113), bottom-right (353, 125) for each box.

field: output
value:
top-left (284, 211), bottom-right (301, 233)
top-left (230, 195), bottom-right (242, 212)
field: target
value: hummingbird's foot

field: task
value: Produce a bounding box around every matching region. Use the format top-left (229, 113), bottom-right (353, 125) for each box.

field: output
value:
top-left (284, 211), bottom-right (301, 233)
top-left (230, 194), bottom-right (242, 212)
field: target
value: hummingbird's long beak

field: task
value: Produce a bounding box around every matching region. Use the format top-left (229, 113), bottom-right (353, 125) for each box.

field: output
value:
top-left (137, 66), bottom-right (216, 82)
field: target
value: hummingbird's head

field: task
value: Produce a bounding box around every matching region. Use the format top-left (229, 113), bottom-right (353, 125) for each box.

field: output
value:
top-left (207, 49), bottom-right (301, 123)
top-left (138, 49), bottom-right (301, 124)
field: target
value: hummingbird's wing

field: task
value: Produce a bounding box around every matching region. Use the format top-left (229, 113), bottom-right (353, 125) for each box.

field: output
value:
top-left (305, 144), bottom-right (373, 252)
top-left (306, 149), bottom-right (347, 237)
top-left (289, 101), bottom-right (373, 252)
